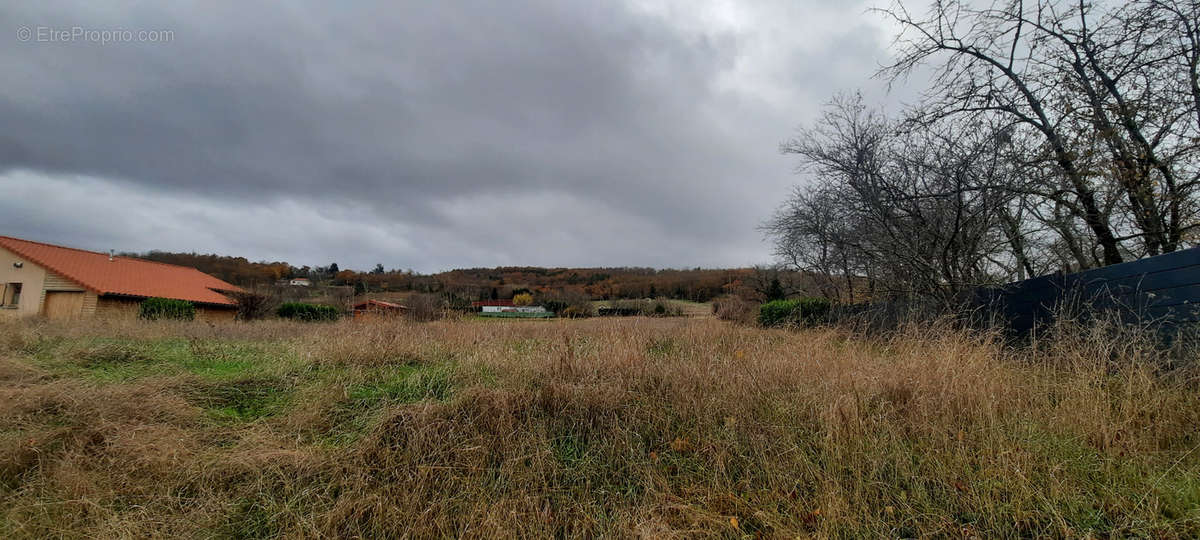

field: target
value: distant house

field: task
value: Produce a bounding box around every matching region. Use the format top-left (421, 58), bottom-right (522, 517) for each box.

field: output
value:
top-left (472, 299), bottom-right (514, 313)
top-left (471, 299), bottom-right (547, 314)
top-left (289, 278), bottom-right (312, 287)
top-left (352, 299), bottom-right (408, 319)
top-left (0, 235), bottom-right (242, 321)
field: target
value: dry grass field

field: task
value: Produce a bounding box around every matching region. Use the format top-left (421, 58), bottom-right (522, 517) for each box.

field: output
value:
top-left (1, 316), bottom-right (1198, 538)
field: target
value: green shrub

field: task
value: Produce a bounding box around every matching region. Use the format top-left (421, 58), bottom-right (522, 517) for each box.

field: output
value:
top-left (757, 300), bottom-right (795, 327)
top-left (598, 298), bottom-right (682, 317)
top-left (541, 300), bottom-right (568, 314)
top-left (276, 302), bottom-right (340, 322)
top-left (758, 297), bottom-right (831, 328)
top-left (139, 297), bottom-right (196, 321)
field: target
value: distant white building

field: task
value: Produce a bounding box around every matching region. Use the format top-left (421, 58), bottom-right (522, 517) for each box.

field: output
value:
top-left (481, 305), bottom-right (547, 313)
top-left (289, 278), bottom-right (312, 287)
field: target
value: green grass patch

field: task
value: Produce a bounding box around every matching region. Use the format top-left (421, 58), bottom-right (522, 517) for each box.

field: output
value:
top-left (183, 340), bottom-right (283, 379)
top-left (552, 433), bottom-right (590, 468)
top-left (192, 378), bottom-right (293, 423)
top-left (471, 364), bottom-right (500, 388)
top-left (314, 363), bottom-right (457, 447)
top-left (347, 364), bottom-right (455, 405)
top-left (61, 339), bottom-right (191, 381)
top-left (24, 337), bottom-right (290, 382)
top-left (646, 337), bottom-right (679, 358)
top-left (507, 338), bottom-right (546, 355)
top-left (221, 497), bottom-right (280, 539)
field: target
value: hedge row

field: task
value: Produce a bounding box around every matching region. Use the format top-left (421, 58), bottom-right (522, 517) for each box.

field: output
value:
top-left (139, 298), bottom-right (196, 321)
top-left (277, 302), bottom-right (341, 322)
top-left (758, 297), bottom-right (831, 328)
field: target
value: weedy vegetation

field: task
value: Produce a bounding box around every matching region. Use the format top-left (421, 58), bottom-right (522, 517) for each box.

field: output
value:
top-left (0, 316), bottom-right (1197, 537)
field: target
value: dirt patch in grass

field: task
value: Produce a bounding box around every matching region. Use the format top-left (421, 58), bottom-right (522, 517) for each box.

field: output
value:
top-left (71, 342), bottom-right (156, 367)
top-left (0, 357), bottom-right (48, 385)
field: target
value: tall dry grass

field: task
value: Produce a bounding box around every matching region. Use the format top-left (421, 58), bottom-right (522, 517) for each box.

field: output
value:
top-left (0, 315), bottom-right (1197, 537)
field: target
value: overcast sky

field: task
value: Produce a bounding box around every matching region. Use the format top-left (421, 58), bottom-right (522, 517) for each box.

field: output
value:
top-left (1, 1), bottom-right (911, 272)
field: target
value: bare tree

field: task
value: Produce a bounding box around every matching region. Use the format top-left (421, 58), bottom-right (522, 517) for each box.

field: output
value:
top-left (764, 187), bottom-right (864, 301)
top-left (877, 0), bottom-right (1200, 265)
top-left (766, 95), bottom-right (1026, 301)
top-left (405, 293), bottom-right (444, 322)
top-left (767, 1), bottom-right (1200, 302)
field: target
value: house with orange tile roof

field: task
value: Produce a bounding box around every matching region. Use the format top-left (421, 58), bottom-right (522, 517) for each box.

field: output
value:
top-left (0, 235), bottom-right (243, 321)
top-left (351, 299), bottom-right (409, 320)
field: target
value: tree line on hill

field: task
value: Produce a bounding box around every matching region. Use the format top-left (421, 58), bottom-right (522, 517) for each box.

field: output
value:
top-left (128, 250), bottom-right (825, 305)
top-left (764, 0), bottom-right (1200, 304)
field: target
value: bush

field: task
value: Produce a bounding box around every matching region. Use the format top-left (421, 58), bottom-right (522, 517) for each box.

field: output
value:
top-left (228, 289), bottom-right (277, 321)
top-left (559, 305), bottom-right (593, 318)
top-left (648, 297), bottom-right (683, 317)
top-left (541, 299), bottom-right (568, 314)
top-left (758, 297), bottom-right (832, 328)
top-left (405, 293), bottom-right (444, 322)
top-left (598, 298), bottom-right (683, 317)
top-left (540, 291), bottom-right (594, 317)
top-left (277, 302), bottom-right (340, 322)
top-left (712, 295), bottom-right (755, 323)
top-left (139, 297), bottom-right (196, 321)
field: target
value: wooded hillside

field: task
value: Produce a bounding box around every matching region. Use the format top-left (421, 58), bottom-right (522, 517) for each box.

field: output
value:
top-left (128, 251), bottom-right (819, 303)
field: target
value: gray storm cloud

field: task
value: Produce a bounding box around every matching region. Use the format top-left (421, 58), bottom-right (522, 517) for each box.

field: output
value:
top-left (1, 0), bottom-right (897, 272)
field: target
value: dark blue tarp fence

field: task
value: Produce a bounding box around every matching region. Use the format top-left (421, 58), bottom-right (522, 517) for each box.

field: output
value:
top-left (973, 247), bottom-right (1200, 334)
top-left (833, 246), bottom-right (1200, 336)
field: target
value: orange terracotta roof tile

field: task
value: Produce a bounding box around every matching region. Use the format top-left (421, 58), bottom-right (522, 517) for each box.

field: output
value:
top-left (0, 235), bottom-right (242, 306)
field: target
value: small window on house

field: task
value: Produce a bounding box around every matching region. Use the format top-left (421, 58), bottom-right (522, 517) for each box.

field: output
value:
top-left (2, 283), bottom-right (20, 307)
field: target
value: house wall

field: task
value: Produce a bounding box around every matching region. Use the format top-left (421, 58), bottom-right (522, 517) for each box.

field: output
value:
top-left (353, 309), bottom-right (403, 321)
top-left (0, 245), bottom-right (49, 318)
top-left (43, 270), bottom-right (85, 291)
top-left (198, 305), bottom-right (238, 322)
top-left (94, 296), bottom-right (141, 319)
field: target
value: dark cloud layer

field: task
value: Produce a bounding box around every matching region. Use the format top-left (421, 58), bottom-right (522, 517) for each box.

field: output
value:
top-left (1, 1), bottom-right (898, 272)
